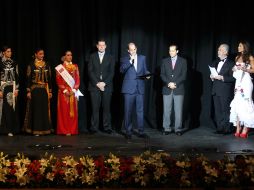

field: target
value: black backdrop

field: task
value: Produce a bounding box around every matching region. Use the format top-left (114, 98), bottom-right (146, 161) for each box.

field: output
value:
top-left (1, 0), bottom-right (254, 132)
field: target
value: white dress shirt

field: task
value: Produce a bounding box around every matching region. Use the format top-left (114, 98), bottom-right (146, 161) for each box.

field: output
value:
top-left (98, 51), bottom-right (105, 63)
top-left (130, 54), bottom-right (137, 71)
top-left (171, 55), bottom-right (177, 69)
top-left (217, 58), bottom-right (226, 73)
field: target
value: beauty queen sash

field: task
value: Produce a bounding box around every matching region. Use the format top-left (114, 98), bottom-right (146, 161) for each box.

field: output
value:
top-left (55, 64), bottom-right (83, 100)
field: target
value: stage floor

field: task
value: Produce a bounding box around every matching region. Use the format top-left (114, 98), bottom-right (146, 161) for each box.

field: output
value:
top-left (1, 126), bottom-right (254, 160)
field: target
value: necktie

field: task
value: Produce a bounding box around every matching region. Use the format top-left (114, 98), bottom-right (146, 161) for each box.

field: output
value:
top-left (131, 57), bottom-right (137, 71)
top-left (99, 54), bottom-right (103, 63)
top-left (133, 59), bottom-right (137, 71)
top-left (172, 60), bottom-right (176, 69)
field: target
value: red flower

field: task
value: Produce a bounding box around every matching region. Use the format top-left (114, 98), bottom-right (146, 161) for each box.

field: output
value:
top-left (94, 156), bottom-right (105, 168)
top-left (9, 168), bottom-right (16, 175)
top-left (76, 163), bottom-right (84, 175)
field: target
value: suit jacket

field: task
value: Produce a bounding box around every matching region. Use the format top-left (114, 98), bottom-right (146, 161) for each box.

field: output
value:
top-left (88, 52), bottom-right (115, 92)
top-left (210, 58), bottom-right (235, 97)
top-left (120, 54), bottom-right (150, 94)
top-left (160, 56), bottom-right (187, 95)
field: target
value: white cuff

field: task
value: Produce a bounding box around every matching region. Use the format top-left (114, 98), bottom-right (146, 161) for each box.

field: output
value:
top-left (63, 89), bottom-right (68, 94)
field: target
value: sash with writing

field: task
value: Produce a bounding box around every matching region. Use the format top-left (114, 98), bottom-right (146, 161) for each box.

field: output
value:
top-left (55, 64), bottom-right (83, 99)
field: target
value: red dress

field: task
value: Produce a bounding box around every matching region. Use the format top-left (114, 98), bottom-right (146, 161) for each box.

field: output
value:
top-left (56, 62), bottom-right (80, 135)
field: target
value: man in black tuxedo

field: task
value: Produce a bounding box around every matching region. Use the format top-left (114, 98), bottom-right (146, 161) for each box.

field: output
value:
top-left (160, 44), bottom-right (187, 136)
top-left (88, 39), bottom-right (115, 134)
top-left (210, 44), bottom-right (235, 135)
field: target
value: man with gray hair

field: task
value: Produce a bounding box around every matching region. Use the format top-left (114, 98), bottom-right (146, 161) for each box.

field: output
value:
top-left (210, 43), bottom-right (235, 135)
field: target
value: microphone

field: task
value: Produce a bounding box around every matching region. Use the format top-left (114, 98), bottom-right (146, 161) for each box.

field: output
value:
top-left (129, 56), bottom-right (134, 64)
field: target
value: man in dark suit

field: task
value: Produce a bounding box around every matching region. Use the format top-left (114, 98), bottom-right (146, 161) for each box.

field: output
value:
top-left (210, 44), bottom-right (235, 135)
top-left (120, 42), bottom-right (150, 139)
top-left (160, 44), bottom-right (187, 136)
top-left (88, 39), bottom-right (115, 134)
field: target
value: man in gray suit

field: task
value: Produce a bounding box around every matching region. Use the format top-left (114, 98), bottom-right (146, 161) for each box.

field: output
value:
top-left (160, 44), bottom-right (187, 136)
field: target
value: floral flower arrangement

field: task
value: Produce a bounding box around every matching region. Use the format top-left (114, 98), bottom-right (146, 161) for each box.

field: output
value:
top-left (0, 151), bottom-right (254, 188)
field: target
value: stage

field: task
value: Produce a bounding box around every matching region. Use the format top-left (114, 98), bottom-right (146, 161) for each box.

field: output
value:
top-left (1, 126), bottom-right (254, 160)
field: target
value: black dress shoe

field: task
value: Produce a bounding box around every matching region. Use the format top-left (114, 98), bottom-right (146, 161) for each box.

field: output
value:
top-left (103, 129), bottom-right (113, 134)
top-left (175, 132), bottom-right (183, 136)
top-left (125, 134), bottom-right (132, 139)
top-left (162, 131), bottom-right (170, 135)
top-left (138, 133), bottom-right (149, 138)
top-left (89, 129), bottom-right (97, 134)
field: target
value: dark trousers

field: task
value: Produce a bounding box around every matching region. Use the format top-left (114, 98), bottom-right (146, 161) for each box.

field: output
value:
top-left (213, 95), bottom-right (232, 132)
top-left (124, 93), bottom-right (144, 135)
top-left (90, 91), bottom-right (112, 131)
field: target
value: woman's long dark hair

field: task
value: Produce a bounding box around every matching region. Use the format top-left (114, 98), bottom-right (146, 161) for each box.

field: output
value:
top-left (236, 40), bottom-right (252, 63)
top-left (0, 46), bottom-right (12, 59)
top-left (1, 45), bottom-right (11, 53)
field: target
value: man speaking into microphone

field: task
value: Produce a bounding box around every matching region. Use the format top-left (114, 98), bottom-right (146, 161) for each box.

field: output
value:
top-left (120, 42), bottom-right (150, 139)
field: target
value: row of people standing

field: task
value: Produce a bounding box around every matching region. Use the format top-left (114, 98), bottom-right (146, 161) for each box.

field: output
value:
top-left (0, 47), bottom-right (80, 136)
top-left (0, 40), bottom-right (188, 138)
top-left (89, 41), bottom-right (188, 139)
top-left (210, 41), bottom-right (254, 138)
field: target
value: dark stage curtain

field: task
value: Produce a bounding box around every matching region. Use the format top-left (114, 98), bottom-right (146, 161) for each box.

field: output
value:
top-left (1, 0), bottom-right (254, 132)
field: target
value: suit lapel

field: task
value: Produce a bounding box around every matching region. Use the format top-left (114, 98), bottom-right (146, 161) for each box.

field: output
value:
top-left (97, 52), bottom-right (108, 65)
top-left (96, 53), bottom-right (101, 64)
top-left (101, 54), bottom-right (106, 64)
top-left (136, 55), bottom-right (140, 73)
top-left (167, 58), bottom-right (173, 71)
top-left (218, 60), bottom-right (227, 74)
top-left (173, 58), bottom-right (179, 70)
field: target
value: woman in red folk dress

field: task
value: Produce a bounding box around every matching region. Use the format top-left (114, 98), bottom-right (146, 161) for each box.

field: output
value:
top-left (56, 51), bottom-right (80, 136)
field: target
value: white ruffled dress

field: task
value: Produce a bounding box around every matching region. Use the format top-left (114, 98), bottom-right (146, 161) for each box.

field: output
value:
top-left (230, 62), bottom-right (254, 128)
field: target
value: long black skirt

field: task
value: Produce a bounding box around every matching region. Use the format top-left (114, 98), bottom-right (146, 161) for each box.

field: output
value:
top-left (23, 87), bottom-right (52, 135)
top-left (0, 85), bottom-right (20, 134)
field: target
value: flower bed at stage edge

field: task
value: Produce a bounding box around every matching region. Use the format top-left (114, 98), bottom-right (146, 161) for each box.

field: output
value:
top-left (0, 151), bottom-right (254, 188)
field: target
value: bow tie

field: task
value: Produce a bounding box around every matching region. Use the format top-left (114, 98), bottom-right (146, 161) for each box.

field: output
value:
top-left (220, 58), bottom-right (226, 62)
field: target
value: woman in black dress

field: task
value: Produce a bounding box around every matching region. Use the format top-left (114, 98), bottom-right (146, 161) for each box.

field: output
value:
top-left (23, 48), bottom-right (53, 136)
top-left (0, 46), bottom-right (20, 136)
